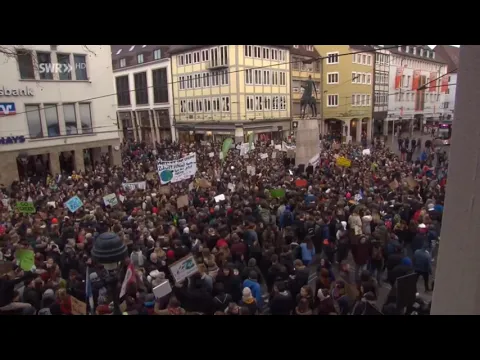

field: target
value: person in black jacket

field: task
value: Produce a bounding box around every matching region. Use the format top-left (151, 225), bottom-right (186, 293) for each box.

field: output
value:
top-left (270, 281), bottom-right (294, 315)
top-left (266, 254), bottom-right (288, 292)
top-left (212, 282), bottom-right (232, 313)
top-left (289, 259), bottom-right (309, 300)
top-left (0, 271), bottom-right (37, 314)
top-left (173, 273), bottom-right (214, 315)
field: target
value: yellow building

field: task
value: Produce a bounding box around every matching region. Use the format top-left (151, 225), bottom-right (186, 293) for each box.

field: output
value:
top-left (289, 45), bottom-right (322, 118)
top-left (170, 45), bottom-right (291, 143)
top-left (315, 45), bottom-right (374, 142)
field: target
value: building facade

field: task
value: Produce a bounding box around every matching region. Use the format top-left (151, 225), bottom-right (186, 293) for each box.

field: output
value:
top-left (315, 45), bottom-right (374, 143)
top-left (383, 45), bottom-right (448, 135)
top-left (372, 45), bottom-right (390, 136)
top-left (170, 45), bottom-right (291, 143)
top-left (289, 45), bottom-right (321, 118)
top-left (111, 45), bottom-right (175, 144)
top-left (0, 45), bottom-right (121, 185)
top-left (434, 45), bottom-right (459, 121)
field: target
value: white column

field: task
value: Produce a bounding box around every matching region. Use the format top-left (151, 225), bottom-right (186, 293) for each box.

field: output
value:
top-left (431, 45), bottom-right (480, 315)
top-left (356, 120), bottom-right (362, 143)
top-left (367, 119), bottom-right (372, 142)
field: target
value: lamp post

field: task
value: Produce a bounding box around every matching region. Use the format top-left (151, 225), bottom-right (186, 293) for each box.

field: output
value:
top-left (91, 232), bottom-right (127, 315)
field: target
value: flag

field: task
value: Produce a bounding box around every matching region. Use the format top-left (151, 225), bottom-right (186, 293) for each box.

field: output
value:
top-left (248, 133), bottom-right (254, 151)
top-left (119, 262), bottom-right (136, 299)
top-left (221, 138), bottom-right (233, 162)
top-left (85, 267), bottom-right (94, 315)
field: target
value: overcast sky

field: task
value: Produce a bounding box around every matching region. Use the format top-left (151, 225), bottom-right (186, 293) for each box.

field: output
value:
top-left (428, 45), bottom-right (460, 48)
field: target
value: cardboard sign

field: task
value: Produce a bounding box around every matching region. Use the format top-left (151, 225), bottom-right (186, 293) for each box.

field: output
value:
top-left (15, 201), bottom-right (36, 214)
top-left (70, 296), bottom-right (87, 315)
top-left (389, 180), bottom-right (399, 190)
top-left (169, 255), bottom-right (199, 283)
top-left (336, 157), bottom-right (352, 167)
top-left (405, 176), bottom-right (418, 190)
top-left (146, 171), bottom-right (157, 181)
top-left (260, 153), bottom-right (268, 160)
top-left (102, 193), bottom-right (118, 207)
top-left (197, 179), bottom-right (211, 188)
top-left (176, 194), bottom-right (189, 209)
top-left (246, 166), bottom-right (256, 176)
top-left (159, 185), bottom-right (171, 195)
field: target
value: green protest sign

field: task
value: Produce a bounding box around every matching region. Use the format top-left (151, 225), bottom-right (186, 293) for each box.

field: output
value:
top-left (16, 201), bottom-right (36, 214)
top-left (270, 188), bottom-right (286, 198)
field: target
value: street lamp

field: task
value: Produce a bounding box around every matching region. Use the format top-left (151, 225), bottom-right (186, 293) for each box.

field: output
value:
top-left (91, 232), bottom-right (127, 315)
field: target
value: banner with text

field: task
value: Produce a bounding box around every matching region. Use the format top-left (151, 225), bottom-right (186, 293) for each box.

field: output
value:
top-left (157, 153), bottom-right (197, 184)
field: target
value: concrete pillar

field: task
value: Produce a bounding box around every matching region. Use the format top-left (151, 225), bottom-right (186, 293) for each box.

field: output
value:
top-left (431, 45), bottom-right (480, 315)
top-left (135, 111), bottom-right (142, 142)
top-left (383, 120), bottom-right (388, 136)
top-left (73, 149), bottom-right (85, 173)
top-left (148, 110), bottom-right (155, 146)
top-left (131, 111), bottom-right (137, 142)
top-left (152, 110), bottom-right (160, 142)
top-left (295, 119), bottom-right (319, 166)
top-left (109, 144), bottom-right (122, 167)
top-left (92, 147), bottom-right (102, 166)
top-left (367, 119), bottom-right (372, 142)
top-left (355, 120), bottom-right (362, 143)
top-left (49, 152), bottom-right (61, 176)
top-left (343, 121), bottom-right (350, 143)
top-left (234, 126), bottom-right (244, 144)
top-left (0, 152), bottom-right (20, 185)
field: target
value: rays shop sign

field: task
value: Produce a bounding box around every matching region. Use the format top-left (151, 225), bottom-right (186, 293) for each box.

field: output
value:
top-left (0, 136), bottom-right (25, 145)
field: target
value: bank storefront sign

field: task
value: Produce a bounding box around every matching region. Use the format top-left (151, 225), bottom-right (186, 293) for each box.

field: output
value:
top-left (0, 86), bottom-right (34, 96)
top-left (0, 103), bottom-right (16, 116)
top-left (0, 136), bottom-right (25, 144)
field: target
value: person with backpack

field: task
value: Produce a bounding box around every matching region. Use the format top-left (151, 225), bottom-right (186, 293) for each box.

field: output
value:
top-left (280, 205), bottom-right (294, 230)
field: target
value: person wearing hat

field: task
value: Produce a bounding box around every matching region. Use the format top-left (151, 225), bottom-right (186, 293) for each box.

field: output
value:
top-left (239, 287), bottom-right (258, 315)
top-left (412, 243), bottom-right (433, 292)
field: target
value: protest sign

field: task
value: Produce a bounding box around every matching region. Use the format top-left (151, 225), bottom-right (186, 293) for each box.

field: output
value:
top-left (282, 141), bottom-right (296, 152)
top-left (70, 296), bottom-right (87, 315)
top-left (157, 153), bottom-right (197, 184)
top-left (15, 201), bottom-right (35, 214)
top-left (65, 196), bottom-right (83, 213)
top-left (122, 181), bottom-right (147, 191)
top-left (197, 178), bottom-right (211, 189)
top-left (272, 151), bottom-right (277, 159)
top-left (159, 185), bottom-right (171, 195)
top-left (208, 152), bottom-right (214, 158)
top-left (246, 166), bottom-right (256, 176)
top-left (153, 280), bottom-right (172, 299)
top-left (260, 153), bottom-right (268, 160)
top-left (227, 183), bottom-right (235, 192)
top-left (145, 172), bottom-right (157, 181)
top-left (362, 149), bottom-right (371, 156)
top-left (15, 249), bottom-right (35, 271)
top-left (270, 188), bottom-right (286, 198)
top-left (103, 193), bottom-right (118, 207)
top-left (336, 157), bottom-right (352, 167)
top-left (176, 195), bottom-right (189, 209)
top-left (119, 195), bottom-right (125, 203)
top-left (309, 153), bottom-right (320, 167)
top-left (389, 180), bottom-right (399, 190)
top-left (295, 179), bottom-right (308, 188)
top-left (405, 176), bottom-right (418, 190)
top-left (169, 255), bottom-right (199, 283)
top-left (274, 144), bottom-right (282, 151)
top-left (214, 194), bottom-right (225, 202)
top-left (240, 142), bottom-right (255, 156)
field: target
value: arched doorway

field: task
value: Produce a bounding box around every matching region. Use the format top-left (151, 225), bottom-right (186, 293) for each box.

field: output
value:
top-left (362, 117), bottom-right (370, 143)
top-left (324, 118), bottom-right (343, 141)
top-left (350, 118), bottom-right (359, 142)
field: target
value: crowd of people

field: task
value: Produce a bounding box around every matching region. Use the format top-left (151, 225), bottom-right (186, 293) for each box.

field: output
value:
top-left (0, 130), bottom-right (447, 315)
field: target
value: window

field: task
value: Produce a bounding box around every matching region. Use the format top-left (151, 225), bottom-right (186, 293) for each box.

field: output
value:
top-left (278, 50), bottom-right (285, 61)
top-left (201, 49), bottom-right (209, 62)
top-left (263, 70), bottom-right (270, 85)
top-left (272, 96), bottom-right (279, 110)
top-left (134, 72), bottom-right (148, 105)
top-left (327, 94), bottom-right (338, 107)
top-left (44, 104), bottom-right (60, 137)
top-left (361, 95), bottom-right (366, 105)
top-left (271, 49), bottom-right (278, 60)
top-left (179, 76), bottom-right (185, 90)
top-left (246, 96), bottom-right (254, 111)
top-left (186, 75), bottom-right (193, 89)
top-left (193, 51), bottom-right (200, 63)
top-left (63, 104), bottom-right (78, 135)
top-left (56, 53), bottom-right (71, 80)
top-left (211, 72), bottom-right (219, 86)
top-left (245, 69), bottom-right (253, 84)
top-left (222, 96), bottom-right (230, 112)
top-left (255, 96), bottom-right (263, 111)
top-left (25, 105), bottom-right (43, 138)
top-left (152, 68), bottom-right (169, 103)
top-left (254, 46), bottom-right (261, 58)
top-left (272, 71), bottom-right (278, 85)
top-left (220, 70), bottom-right (229, 86)
top-left (352, 72), bottom-right (358, 83)
top-left (137, 54), bottom-right (144, 64)
top-left (254, 69), bottom-right (262, 85)
top-left (37, 52), bottom-right (53, 80)
top-left (212, 98), bottom-right (220, 112)
top-left (362, 54), bottom-right (366, 64)
top-left (356, 54), bottom-right (361, 63)
top-left (279, 72), bottom-right (286, 86)
top-left (204, 98), bottom-right (211, 112)
top-left (361, 73), bottom-right (366, 84)
top-left (244, 45), bottom-right (252, 57)
top-left (74, 55), bottom-right (87, 80)
top-left (120, 58), bottom-right (126, 67)
top-left (327, 72), bottom-right (339, 84)
top-left (180, 100), bottom-right (186, 113)
top-left (178, 55), bottom-right (184, 66)
top-left (185, 53), bottom-right (192, 65)
top-left (327, 52), bottom-right (339, 64)
top-left (366, 73), bottom-right (371, 84)
top-left (305, 45), bottom-right (314, 51)
top-left (352, 94), bottom-right (356, 106)
top-left (196, 99), bottom-right (203, 112)
top-left (153, 49), bottom-right (162, 60)
top-left (356, 94), bottom-right (361, 105)
top-left (367, 55), bottom-right (372, 65)
top-left (79, 103), bottom-right (93, 133)
top-left (263, 47), bottom-right (270, 59)
top-left (219, 46), bottom-right (228, 66)
top-left (264, 96), bottom-right (271, 110)
top-left (202, 73), bottom-right (210, 87)
top-left (279, 96), bottom-right (286, 110)
top-left (116, 75), bottom-right (131, 106)
top-left (194, 73), bottom-right (201, 88)
top-left (187, 100), bottom-right (194, 113)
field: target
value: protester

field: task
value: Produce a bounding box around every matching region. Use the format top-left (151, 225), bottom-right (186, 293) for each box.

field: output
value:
top-left (0, 132), bottom-right (446, 315)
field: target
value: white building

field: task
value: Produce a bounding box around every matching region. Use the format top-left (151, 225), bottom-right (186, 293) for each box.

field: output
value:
top-left (434, 45), bottom-right (459, 121)
top-left (0, 45), bottom-right (121, 185)
top-left (111, 45), bottom-right (175, 144)
top-left (381, 45), bottom-right (448, 135)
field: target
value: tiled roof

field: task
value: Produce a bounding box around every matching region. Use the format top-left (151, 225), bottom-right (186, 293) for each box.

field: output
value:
top-left (433, 45), bottom-right (460, 72)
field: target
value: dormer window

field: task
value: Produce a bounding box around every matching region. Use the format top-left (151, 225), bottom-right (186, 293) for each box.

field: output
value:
top-left (425, 50), bottom-right (430, 58)
top-left (412, 47), bottom-right (416, 55)
top-left (406, 46), bottom-right (410, 53)
top-left (398, 46), bottom-right (402, 51)
top-left (420, 48), bottom-right (423, 56)
top-left (431, 52), bottom-right (435, 59)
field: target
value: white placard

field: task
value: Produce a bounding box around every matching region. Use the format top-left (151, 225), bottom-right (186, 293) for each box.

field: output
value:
top-left (214, 194), bottom-right (225, 202)
top-left (309, 153), bottom-right (320, 166)
top-left (208, 152), bottom-right (214, 158)
top-left (103, 193), bottom-right (118, 207)
top-left (119, 195), bottom-right (125, 203)
top-left (122, 181), bottom-right (147, 191)
top-left (227, 183), bottom-right (235, 192)
top-left (272, 151), bottom-right (277, 159)
top-left (246, 166), bottom-right (256, 176)
top-left (260, 153), bottom-right (268, 160)
top-left (157, 153), bottom-right (197, 184)
top-left (169, 255), bottom-right (199, 283)
top-left (362, 149), bottom-right (371, 156)
top-left (153, 280), bottom-right (172, 299)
